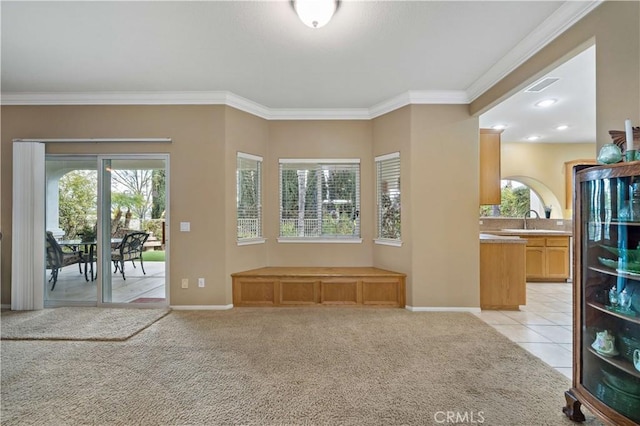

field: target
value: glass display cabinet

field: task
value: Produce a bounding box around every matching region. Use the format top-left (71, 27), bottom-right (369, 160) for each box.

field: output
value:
top-left (564, 163), bottom-right (640, 425)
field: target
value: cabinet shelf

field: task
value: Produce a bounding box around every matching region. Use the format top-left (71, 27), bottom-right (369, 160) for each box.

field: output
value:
top-left (587, 347), bottom-right (640, 379)
top-left (588, 220), bottom-right (640, 227)
top-left (588, 265), bottom-right (640, 283)
top-left (586, 301), bottom-right (640, 325)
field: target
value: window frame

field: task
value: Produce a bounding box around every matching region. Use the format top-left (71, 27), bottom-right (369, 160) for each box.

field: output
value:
top-left (236, 152), bottom-right (264, 245)
top-left (278, 158), bottom-right (362, 244)
top-left (375, 152), bottom-right (402, 247)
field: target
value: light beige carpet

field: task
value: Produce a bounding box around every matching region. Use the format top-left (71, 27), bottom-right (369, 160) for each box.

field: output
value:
top-left (1, 308), bottom-right (603, 425)
top-left (0, 307), bottom-right (170, 341)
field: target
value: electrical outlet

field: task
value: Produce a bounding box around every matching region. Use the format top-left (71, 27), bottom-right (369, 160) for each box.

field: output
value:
top-left (556, 221), bottom-right (564, 226)
top-left (181, 278), bottom-right (188, 289)
top-left (198, 278), bottom-right (205, 288)
top-left (479, 220), bottom-right (483, 225)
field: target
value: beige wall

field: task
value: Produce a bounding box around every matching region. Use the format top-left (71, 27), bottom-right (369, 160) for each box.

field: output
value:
top-left (410, 105), bottom-right (480, 308)
top-left (265, 120), bottom-right (374, 267)
top-left (224, 107), bottom-right (269, 302)
top-left (1, 1), bottom-right (636, 309)
top-left (471, 1), bottom-right (640, 150)
top-left (372, 107), bottom-right (413, 303)
top-left (501, 142), bottom-right (596, 218)
top-left (0, 105), bottom-right (229, 306)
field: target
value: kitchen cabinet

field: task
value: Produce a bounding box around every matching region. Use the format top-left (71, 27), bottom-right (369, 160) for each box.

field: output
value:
top-left (564, 162), bottom-right (640, 425)
top-left (479, 129), bottom-right (502, 205)
top-left (525, 236), bottom-right (570, 281)
top-left (480, 234), bottom-right (527, 310)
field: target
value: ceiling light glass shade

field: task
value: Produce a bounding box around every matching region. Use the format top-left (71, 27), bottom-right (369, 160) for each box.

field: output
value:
top-left (294, 0), bottom-right (337, 28)
top-left (527, 136), bottom-right (540, 141)
top-left (491, 124), bottom-right (507, 130)
top-left (534, 99), bottom-right (556, 108)
top-left (556, 125), bottom-right (569, 130)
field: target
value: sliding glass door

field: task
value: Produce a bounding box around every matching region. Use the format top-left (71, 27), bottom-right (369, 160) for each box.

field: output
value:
top-left (99, 155), bottom-right (168, 306)
top-left (44, 154), bottom-right (168, 307)
top-left (44, 156), bottom-right (98, 305)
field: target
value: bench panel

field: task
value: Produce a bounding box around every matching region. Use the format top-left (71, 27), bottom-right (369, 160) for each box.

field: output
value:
top-left (280, 279), bottom-right (318, 304)
top-left (233, 278), bottom-right (277, 306)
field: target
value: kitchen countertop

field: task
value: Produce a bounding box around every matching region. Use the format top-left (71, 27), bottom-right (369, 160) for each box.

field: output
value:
top-left (479, 233), bottom-right (527, 244)
top-left (482, 229), bottom-right (572, 237)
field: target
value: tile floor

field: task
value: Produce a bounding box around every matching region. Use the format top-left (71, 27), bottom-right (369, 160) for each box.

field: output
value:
top-left (474, 282), bottom-right (574, 380)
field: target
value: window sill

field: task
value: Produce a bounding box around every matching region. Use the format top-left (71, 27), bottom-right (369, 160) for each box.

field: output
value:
top-left (374, 239), bottom-right (403, 247)
top-left (237, 238), bottom-right (266, 246)
top-left (277, 237), bottom-right (362, 244)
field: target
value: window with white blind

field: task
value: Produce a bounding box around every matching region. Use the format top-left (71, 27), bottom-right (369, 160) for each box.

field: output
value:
top-left (237, 152), bottom-right (263, 244)
top-left (279, 159), bottom-right (361, 242)
top-left (375, 152), bottom-right (401, 245)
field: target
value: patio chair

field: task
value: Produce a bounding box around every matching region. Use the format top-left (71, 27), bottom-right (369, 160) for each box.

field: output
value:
top-left (111, 231), bottom-right (149, 280)
top-left (45, 231), bottom-right (84, 290)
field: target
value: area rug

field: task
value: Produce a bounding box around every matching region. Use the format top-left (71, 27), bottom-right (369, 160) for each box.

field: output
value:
top-left (1, 308), bottom-right (604, 425)
top-left (0, 307), bottom-right (171, 341)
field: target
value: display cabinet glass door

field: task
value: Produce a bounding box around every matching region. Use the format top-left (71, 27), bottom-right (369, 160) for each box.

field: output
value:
top-left (579, 170), bottom-right (640, 423)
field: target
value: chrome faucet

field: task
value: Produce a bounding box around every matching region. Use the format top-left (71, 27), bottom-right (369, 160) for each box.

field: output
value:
top-left (523, 209), bottom-right (540, 229)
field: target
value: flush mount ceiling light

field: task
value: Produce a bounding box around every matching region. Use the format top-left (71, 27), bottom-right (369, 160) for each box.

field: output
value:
top-left (293, 0), bottom-right (338, 28)
top-left (534, 99), bottom-right (557, 108)
top-left (556, 125), bottom-right (569, 131)
top-left (527, 135), bottom-right (541, 141)
top-left (492, 124), bottom-right (507, 130)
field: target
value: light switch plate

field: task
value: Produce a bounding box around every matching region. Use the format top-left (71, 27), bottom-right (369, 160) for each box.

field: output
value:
top-left (180, 222), bottom-right (190, 232)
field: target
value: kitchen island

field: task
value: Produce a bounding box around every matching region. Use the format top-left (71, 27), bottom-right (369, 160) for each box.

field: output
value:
top-left (480, 233), bottom-right (527, 310)
top-left (482, 229), bottom-right (572, 282)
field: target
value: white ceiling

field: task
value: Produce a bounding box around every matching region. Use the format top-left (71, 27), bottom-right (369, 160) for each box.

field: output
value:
top-left (480, 45), bottom-right (596, 144)
top-left (1, 1), bottom-right (600, 142)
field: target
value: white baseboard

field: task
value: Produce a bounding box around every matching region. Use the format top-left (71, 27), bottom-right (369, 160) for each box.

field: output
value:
top-left (405, 306), bottom-right (481, 313)
top-left (170, 304), bottom-right (234, 311)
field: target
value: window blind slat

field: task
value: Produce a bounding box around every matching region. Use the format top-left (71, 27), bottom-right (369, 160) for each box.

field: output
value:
top-left (376, 153), bottom-right (401, 240)
top-left (279, 160), bottom-right (360, 239)
top-left (237, 153), bottom-right (262, 240)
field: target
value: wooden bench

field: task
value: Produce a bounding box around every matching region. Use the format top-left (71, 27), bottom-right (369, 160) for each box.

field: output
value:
top-left (231, 267), bottom-right (406, 307)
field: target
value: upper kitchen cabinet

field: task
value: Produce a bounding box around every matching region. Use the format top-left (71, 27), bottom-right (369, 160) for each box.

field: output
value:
top-left (480, 129), bottom-right (503, 205)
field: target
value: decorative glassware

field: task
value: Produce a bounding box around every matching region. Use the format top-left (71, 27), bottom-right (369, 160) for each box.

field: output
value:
top-left (609, 286), bottom-right (619, 308)
top-left (619, 288), bottom-right (632, 311)
top-left (597, 143), bottom-right (623, 164)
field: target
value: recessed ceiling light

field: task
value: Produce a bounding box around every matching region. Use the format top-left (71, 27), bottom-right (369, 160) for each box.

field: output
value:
top-left (492, 124), bottom-right (507, 130)
top-left (535, 99), bottom-right (557, 108)
top-left (527, 136), bottom-right (540, 141)
top-left (556, 125), bottom-right (569, 131)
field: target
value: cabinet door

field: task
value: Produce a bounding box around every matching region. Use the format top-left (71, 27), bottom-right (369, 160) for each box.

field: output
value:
top-left (479, 129), bottom-right (502, 205)
top-left (526, 247), bottom-right (545, 279)
top-left (546, 246), bottom-right (569, 279)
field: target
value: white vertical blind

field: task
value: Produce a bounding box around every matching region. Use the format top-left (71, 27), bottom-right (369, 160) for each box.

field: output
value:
top-left (279, 159), bottom-right (360, 239)
top-left (12, 141), bottom-right (46, 310)
top-left (237, 152), bottom-right (262, 240)
top-left (376, 152), bottom-right (401, 241)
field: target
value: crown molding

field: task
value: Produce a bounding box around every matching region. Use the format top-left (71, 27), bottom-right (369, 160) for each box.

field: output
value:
top-left (368, 90), bottom-right (469, 119)
top-left (1, 89), bottom-right (470, 119)
top-left (0, 91), bottom-right (231, 106)
top-left (268, 108), bottom-right (371, 120)
top-left (465, 0), bottom-right (603, 101)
